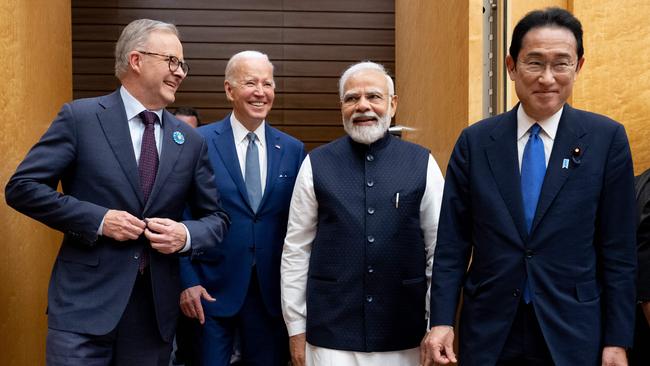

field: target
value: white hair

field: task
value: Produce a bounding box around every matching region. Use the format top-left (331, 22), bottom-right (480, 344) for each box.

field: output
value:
top-left (338, 61), bottom-right (395, 99)
top-left (114, 19), bottom-right (179, 78)
top-left (225, 50), bottom-right (274, 83)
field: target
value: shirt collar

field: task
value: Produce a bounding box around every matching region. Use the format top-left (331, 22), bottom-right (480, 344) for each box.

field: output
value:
top-left (120, 86), bottom-right (164, 125)
top-left (516, 104), bottom-right (562, 141)
top-left (230, 113), bottom-right (266, 147)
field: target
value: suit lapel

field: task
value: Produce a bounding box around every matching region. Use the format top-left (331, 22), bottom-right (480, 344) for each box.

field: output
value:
top-left (530, 104), bottom-right (587, 233)
top-left (259, 125), bottom-right (284, 211)
top-left (485, 108), bottom-right (529, 242)
top-left (145, 110), bottom-right (183, 211)
top-left (212, 119), bottom-right (251, 209)
top-left (97, 91), bottom-right (144, 207)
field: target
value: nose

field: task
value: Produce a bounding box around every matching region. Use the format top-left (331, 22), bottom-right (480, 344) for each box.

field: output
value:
top-left (355, 96), bottom-right (371, 112)
top-left (537, 65), bottom-right (555, 84)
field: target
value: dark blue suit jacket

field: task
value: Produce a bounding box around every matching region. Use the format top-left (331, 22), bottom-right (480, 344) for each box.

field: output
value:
top-left (430, 104), bottom-right (637, 365)
top-left (5, 90), bottom-right (229, 342)
top-left (180, 116), bottom-right (305, 317)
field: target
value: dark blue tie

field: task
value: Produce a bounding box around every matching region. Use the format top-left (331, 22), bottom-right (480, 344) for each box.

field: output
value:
top-left (245, 132), bottom-right (262, 212)
top-left (521, 123), bottom-right (545, 303)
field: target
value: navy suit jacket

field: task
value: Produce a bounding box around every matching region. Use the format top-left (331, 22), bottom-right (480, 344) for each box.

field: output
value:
top-left (180, 116), bottom-right (305, 317)
top-left (430, 104), bottom-right (637, 365)
top-left (5, 90), bottom-right (229, 342)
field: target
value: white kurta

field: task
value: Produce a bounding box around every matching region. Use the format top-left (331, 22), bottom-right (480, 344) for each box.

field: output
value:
top-left (281, 154), bottom-right (445, 366)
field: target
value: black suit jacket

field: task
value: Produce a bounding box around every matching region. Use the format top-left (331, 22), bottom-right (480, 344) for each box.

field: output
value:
top-left (5, 90), bottom-right (229, 341)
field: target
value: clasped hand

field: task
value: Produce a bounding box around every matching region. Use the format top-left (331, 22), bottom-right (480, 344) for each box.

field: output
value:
top-left (102, 209), bottom-right (186, 253)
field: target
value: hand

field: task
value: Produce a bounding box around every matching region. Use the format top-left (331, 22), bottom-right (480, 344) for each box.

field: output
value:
top-left (179, 285), bottom-right (215, 324)
top-left (102, 209), bottom-right (146, 241)
top-left (601, 346), bottom-right (627, 366)
top-left (420, 325), bottom-right (457, 365)
top-left (144, 218), bottom-right (187, 254)
top-left (289, 333), bottom-right (307, 366)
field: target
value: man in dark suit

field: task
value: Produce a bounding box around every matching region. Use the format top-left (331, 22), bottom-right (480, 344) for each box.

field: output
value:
top-left (5, 19), bottom-right (229, 366)
top-left (179, 51), bottom-right (305, 366)
top-left (422, 8), bottom-right (637, 366)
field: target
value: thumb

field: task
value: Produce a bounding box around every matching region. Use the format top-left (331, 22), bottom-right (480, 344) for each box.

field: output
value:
top-left (201, 288), bottom-right (216, 302)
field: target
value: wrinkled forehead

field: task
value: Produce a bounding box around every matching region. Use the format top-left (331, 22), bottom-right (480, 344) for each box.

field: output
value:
top-left (520, 26), bottom-right (578, 58)
top-left (144, 30), bottom-right (183, 54)
top-left (343, 70), bottom-right (389, 95)
top-left (233, 58), bottom-right (274, 78)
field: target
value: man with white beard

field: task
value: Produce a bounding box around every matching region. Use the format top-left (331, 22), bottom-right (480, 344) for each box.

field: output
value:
top-left (280, 61), bottom-right (445, 366)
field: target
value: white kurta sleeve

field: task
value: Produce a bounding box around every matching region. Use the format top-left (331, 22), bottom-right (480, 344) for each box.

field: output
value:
top-left (281, 155), bottom-right (318, 337)
top-left (420, 154), bottom-right (445, 318)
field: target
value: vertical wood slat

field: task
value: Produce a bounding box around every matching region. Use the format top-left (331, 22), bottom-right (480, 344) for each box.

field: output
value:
top-left (71, 0), bottom-right (394, 149)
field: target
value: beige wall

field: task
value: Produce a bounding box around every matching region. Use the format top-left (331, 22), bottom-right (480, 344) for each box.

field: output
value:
top-left (571, 0), bottom-right (650, 174)
top-left (395, 0), bottom-right (482, 172)
top-left (0, 0), bottom-right (71, 364)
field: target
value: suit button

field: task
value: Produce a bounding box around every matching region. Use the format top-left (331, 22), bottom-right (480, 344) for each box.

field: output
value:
top-left (513, 289), bottom-right (520, 297)
top-left (367, 207), bottom-right (375, 215)
top-left (367, 180), bottom-right (374, 187)
top-left (525, 250), bottom-right (534, 259)
top-left (134, 253), bottom-right (140, 260)
top-left (367, 235), bottom-right (375, 243)
top-left (366, 154), bottom-right (374, 162)
top-left (366, 295), bottom-right (374, 303)
top-left (367, 266), bottom-right (374, 273)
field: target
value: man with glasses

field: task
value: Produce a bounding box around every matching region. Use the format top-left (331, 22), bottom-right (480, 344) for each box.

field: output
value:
top-left (5, 19), bottom-right (229, 366)
top-left (421, 8), bottom-right (636, 366)
top-left (179, 51), bottom-right (304, 366)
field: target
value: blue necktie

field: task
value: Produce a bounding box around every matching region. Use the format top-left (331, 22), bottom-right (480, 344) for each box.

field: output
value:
top-left (245, 132), bottom-right (262, 212)
top-left (521, 123), bottom-right (546, 303)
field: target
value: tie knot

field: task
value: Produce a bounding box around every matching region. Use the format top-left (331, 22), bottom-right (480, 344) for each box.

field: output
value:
top-left (529, 123), bottom-right (542, 137)
top-left (246, 132), bottom-right (257, 143)
top-left (139, 110), bottom-right (159, 127)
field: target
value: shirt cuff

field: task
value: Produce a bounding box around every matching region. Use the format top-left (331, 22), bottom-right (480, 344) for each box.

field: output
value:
top-left (97, 216), bottom-right (105, 235)
top-left (286, 319), bottom-right (307, 337)
top-left (179, 224), bottom-right (191, 253)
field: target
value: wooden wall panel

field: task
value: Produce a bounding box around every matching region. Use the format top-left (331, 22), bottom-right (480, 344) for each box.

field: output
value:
top-left (71, 0), bottom-right (395, 149)
top-left (1, 2), bottom-right (71, 364)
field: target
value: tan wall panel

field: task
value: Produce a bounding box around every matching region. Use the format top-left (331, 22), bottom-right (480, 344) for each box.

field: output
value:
top-left (571, 0), bottom-right (650, 174)
top-left (0, 0), bottom-right (71, 364)
top-left (395, 0), bottom-right (472, 172)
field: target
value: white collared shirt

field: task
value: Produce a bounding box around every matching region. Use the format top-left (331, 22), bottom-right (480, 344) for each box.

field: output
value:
top-left (516, 104), bottom-right (563, 171)
top-left (120, 86), bottom-right (163, 159)
top-left (230, 114), bottom-right (268, 194)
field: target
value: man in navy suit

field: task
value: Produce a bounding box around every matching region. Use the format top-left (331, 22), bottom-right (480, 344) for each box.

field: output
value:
top-left (422, 8), bottom-right (637, 366)
top-left (179, 51), bottom-right (305, 366)
top-left (5, 19), bottom-right (229, 366)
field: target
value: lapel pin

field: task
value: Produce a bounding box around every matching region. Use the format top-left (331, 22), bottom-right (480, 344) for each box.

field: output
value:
top-left (571, 146), bottom-right (582, 164)
top-left (274, 144), bottom-right (281, 149)
top-left (172, 131), bottom-right (185, 145)
top-left (562, 159), bottom-right (569, 169)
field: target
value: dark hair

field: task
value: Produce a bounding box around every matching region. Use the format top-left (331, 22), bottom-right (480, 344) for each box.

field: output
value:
top-left (173, 106), bottom-right (201, 124)
top-left (509, 7), bottom-right (583, 62)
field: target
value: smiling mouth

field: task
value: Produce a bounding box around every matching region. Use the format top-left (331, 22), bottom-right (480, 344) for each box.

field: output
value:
top-left (353, 117), bottom-right (377, 124)
top-left (164, 81), bottom-right (177, 89)
top-left (249, 101), bottom-right (266, 107)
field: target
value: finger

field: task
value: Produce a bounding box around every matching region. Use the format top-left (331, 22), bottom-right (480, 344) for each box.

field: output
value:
top-left (444, 343), bottom-right (457, 363)
top-left (432, 345), bottom-right (447, 364)
top-left (144, 229), bottom-right (166, 242)
top-left (196, 303), bottom-right (205, 325)
top-left (201, 289), bottom-right (216, 302)
top-left (126, 214), bottom-right (146, 229)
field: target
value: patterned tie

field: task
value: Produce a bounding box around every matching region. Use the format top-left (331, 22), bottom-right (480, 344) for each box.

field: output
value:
top-left (138, 111), bottom-right (159, 203)
top-left (521, 123), bottom-right (546, 303)
top-left (245, 132), bottom-right (262, 212)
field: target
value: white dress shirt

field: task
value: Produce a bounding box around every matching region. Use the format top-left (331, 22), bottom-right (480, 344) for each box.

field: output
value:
top-left (281, 153), bottom-right (445, 366)
top-left (98, 86), bottom-right (190, 252)
top-left (516, 104), bottom-right (563, 171)
top-left (230, 114), bottom-right (267, 193)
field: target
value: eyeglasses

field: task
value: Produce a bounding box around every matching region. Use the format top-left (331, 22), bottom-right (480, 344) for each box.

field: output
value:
top-left (137, 50), bottom-right (189, 75)
top-left (517, 59), bottom-right (576, 76)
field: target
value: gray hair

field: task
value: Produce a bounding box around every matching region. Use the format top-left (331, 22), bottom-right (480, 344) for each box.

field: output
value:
top-left (224, 50), bottom-right (274, 83)
top-left (114, 19), bottom-right (179, 78)
top-left (338, 61), bottom-right (395, 99)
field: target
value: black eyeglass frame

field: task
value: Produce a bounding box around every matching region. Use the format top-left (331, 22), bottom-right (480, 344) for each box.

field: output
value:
top-left (136, 50), bottom-right (189, 75)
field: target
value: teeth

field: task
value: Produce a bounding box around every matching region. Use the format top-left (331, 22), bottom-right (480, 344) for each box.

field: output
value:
top-left (251, 102), bottom-right (265, 107)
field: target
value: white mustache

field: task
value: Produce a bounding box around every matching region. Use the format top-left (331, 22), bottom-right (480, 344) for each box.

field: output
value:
top-left (350, 112), bottom-right (380, 121)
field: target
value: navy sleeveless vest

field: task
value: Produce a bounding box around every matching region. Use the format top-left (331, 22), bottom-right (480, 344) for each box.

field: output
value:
top-left (307, 133), bottom-right (430, 352)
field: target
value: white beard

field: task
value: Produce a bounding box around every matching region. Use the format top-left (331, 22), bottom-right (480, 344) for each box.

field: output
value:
top-left (343, 108), bottom-right (392, 145)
